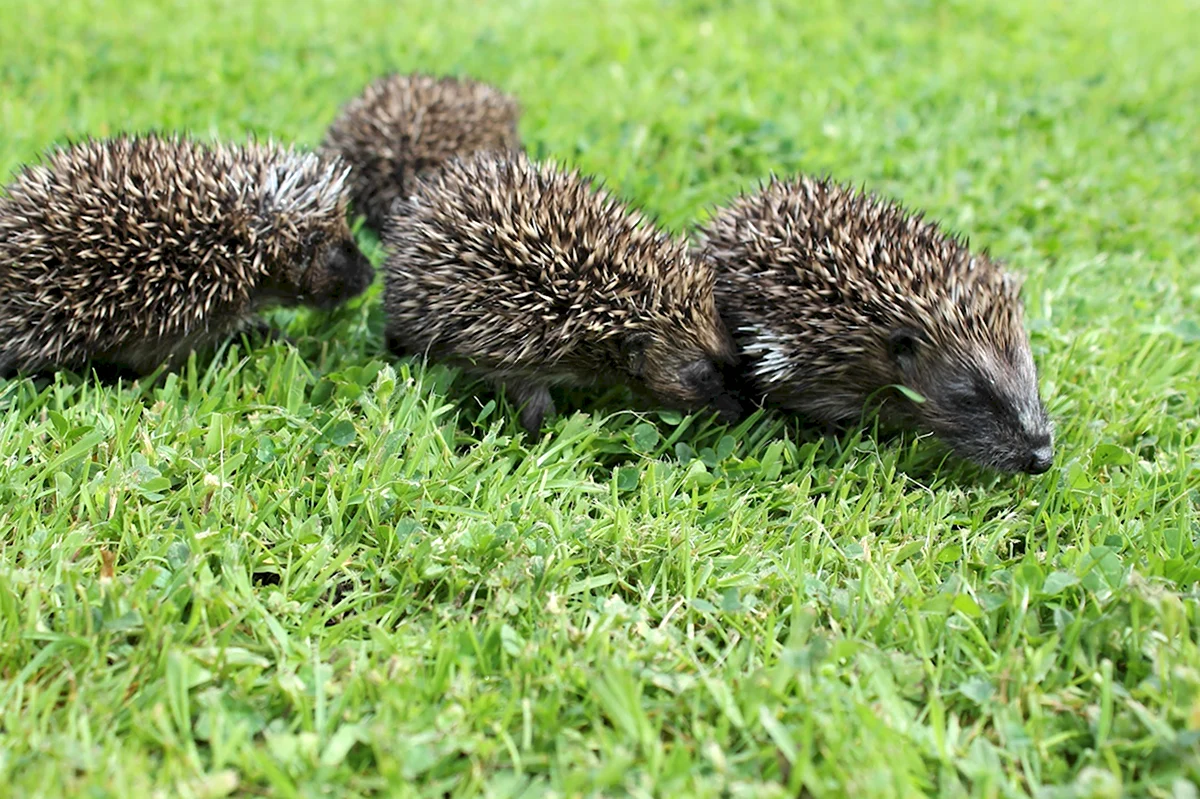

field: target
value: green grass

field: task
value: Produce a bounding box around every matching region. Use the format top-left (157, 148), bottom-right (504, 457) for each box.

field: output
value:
top-left (1, 0), bottom-right (1199, 796)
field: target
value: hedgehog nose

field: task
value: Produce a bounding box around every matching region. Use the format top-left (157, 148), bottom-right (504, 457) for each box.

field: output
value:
top-left (1025, 445), bottom-right (1054, 474)
top-left (337, 244), bottom-right (375, 299)
top-left (350, 253), bottom-right (375, 294)
top-left (712, 391), bottom-right (743, 423)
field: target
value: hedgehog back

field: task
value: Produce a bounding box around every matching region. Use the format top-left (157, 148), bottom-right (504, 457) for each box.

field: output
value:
top-left (383, 153), bottom-right (715, 384)
top-left (0, 134), bottom-right (348, 374)
top-left (322, 73), bottom-right (522, 232)
top-left (700, 175), bottom-right (1026, 408)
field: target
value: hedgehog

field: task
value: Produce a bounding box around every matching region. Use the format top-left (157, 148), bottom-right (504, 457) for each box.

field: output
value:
top-left (382, 151), bottom-right (741, 436)
top-left (0, 133), bottom-right (374, 378)
top-left (695, 175), bottom-right (1054, 474)
top-left (321, 72), bottom-right (522, 233)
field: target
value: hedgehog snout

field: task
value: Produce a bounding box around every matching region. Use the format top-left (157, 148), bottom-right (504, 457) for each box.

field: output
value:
top-left (925, 379), bottom-right (1054, 475)
top-left (989, 429), bottom-right (1054, 475)
top-left (1025, 441), bottom-right (1054, 474)
top-left (670, 357), bottom-right (743, 422)
top-left (1018, 407), bottom-right (1055, 474)
top-left (1004, 372), bottom-right (1054, 474)
top-left (339, 243), bottom-right (376, 299)
top-left (304, 239), bottom-right (375, 309)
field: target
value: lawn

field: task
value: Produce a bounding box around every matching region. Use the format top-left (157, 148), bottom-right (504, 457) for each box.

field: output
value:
top-left (1, 0), bottom-right (1199, 796)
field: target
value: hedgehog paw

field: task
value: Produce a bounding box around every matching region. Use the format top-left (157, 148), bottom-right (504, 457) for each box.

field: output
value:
top-left (506, 380), bottom-right (554, 439)
top-left (384, 330), bottom-right (410, 358)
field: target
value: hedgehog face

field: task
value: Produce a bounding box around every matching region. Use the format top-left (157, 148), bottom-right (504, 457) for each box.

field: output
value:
top-left (297, 236), bottom-right (375, 310)
top-left (622, 324), bottom-right (742, 422)
top-left (700, 173), bottom-right (1058, 474)
top-left (888, 327), bottom-right (1054, 474)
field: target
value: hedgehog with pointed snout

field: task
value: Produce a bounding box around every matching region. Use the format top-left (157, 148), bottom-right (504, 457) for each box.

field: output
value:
top-left (382, 151), bottom-right (741, 436)
top-left (0, 133), bottom-right (375, 378)
top-left (322, 72), bottom-right (522, 233)
top-left (696, 175), bottom-right (1054, 474)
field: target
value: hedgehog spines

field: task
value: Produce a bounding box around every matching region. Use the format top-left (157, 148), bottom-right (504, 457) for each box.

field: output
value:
top-left (322, 72), bottom-right (523, 232)
top-left (698, 173), bottom-right (1053, 474)
top-left (0, 132), bottom-right (373, 377)
top-left (382, 150), bottom-right (739, 435)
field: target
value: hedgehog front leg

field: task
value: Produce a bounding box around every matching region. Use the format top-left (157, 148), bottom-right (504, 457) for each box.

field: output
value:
top-left (384, 330), bottom-right (410, 358)
top-left (504, 379), bottom-right (554, 438)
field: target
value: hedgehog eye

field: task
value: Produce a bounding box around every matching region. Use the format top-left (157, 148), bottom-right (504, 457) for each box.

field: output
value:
top-left (621, 331), bottom-right (652, 377)
top-left (887, 328), bottom-right (922, 362)
top-left (954, 390), bottom-right (985, 411)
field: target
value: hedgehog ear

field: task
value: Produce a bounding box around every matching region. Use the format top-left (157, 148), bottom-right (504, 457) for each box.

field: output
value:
top-left (887, 328), bottom-right (922, 371)
top-left (621, 331), bottom-right (652, 377)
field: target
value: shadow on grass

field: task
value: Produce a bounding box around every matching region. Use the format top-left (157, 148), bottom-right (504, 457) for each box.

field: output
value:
top-left (377, 351), bottom-right (1029, 490)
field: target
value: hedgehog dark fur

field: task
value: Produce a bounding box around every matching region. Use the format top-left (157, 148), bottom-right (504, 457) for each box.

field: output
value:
top-left (382, 151), bottom-right (741, 436)
top-left (322, 72), bottom-right (521, 233)
top-left (696, 175), bottom-right (1054, 475)
top-left (0, 133), bottom-right (374, 378)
